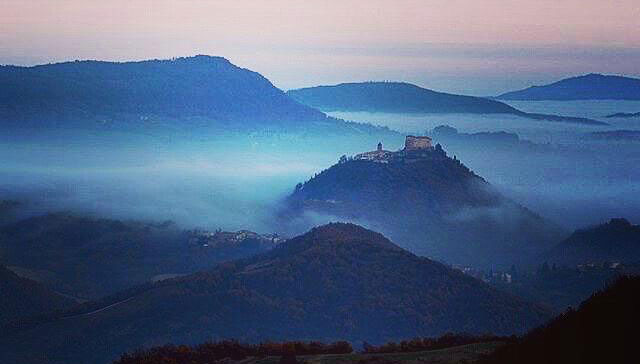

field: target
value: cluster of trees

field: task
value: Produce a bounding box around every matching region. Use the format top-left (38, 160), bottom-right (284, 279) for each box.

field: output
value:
top-left (114, 340), bottom-right (352, 364)
top-left (362, 333), bottom-right (513, 354)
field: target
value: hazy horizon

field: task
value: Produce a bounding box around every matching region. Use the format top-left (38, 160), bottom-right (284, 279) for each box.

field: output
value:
top-left (2, 0), bottom-right (639, 95)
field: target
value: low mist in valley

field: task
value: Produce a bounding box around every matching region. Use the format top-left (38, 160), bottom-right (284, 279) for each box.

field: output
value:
top-left (0, 128), bottom-right (403, 233)
top-left (1, 101), bottom-right (639, 251)
top-left (329, 100), bottom-right (640, 229)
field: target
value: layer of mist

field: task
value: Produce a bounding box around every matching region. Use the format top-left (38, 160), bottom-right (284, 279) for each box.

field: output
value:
top-left (329, 100), bottom-right (640, 229)
top-left (1, 100), bottom-right (639, 244)
top-left (0, 127), bottom-right (403, 233)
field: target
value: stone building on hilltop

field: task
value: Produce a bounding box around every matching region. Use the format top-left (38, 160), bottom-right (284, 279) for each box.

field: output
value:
top-left (354, 135), bottom-right (442, 163)
top-left (353, 141), bottom-right (393, 163)
top-left (404, 135), bottom-right (433, 151)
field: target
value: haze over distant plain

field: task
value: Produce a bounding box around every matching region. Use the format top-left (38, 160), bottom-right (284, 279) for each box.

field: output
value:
top-left (2, 0), bottom-right (639, 95)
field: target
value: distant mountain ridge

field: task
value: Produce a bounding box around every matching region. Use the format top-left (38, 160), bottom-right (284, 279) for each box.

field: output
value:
top-left (0, 56), bottom-right (388, 134)
top-left (586, 130), bottom-right (640, 141)
top-left (287, 82), bottom-right (606, 125)
top-left (431, 125), bottom-right (523, 146)
top-left (288, 82), bottom-right (518, 113)
top-left (496, 73), bottom-right (640, 100)
top-left (0, 55), bottom-right (317, 124)
top-left (606, 111), bottom-right (640, 118)
top-left (0, 223), bottom-right (550, 364)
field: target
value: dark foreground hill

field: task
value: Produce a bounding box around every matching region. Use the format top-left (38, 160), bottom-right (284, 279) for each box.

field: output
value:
top-left (479, 275), bottom-right (640, 364)
top-left (0, 213), bottom-right (279, 299)
top-left (0, 223), bottom-right (550, 364)
top-left (545, 218), bottom-right (640, 266)
top-left (0, 265), bottom-right (75, 325)
top-left (282, 144), bottom-right (564, 267)
top-left (0, 56), bottom-right (387, 134)
top-left (287, 82), bottom-right (605, 125)
top-left (496, 73), bottom-right (640, 101)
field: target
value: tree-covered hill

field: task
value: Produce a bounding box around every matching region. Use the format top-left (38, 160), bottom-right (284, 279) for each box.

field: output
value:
top-left (478, 275), bottom-right (640, 364)
top-left (0, 56), bottom-right (389, 134)
top-left (288, 82), bottom-right (518, 114)
top-left (282, 150), bottom-right (564, 267)
top-left (545, 218), bottom-right (640, 266)
top-left (0, 223), bottom-right (550, 364)
top-left (0, 56), bottom-right (317, 124)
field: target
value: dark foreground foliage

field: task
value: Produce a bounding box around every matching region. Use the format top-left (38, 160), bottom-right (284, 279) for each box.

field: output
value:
top-left (362, 333), bottom-right (514, 354)
top-left (114, 340), bottom-right (352, 364)
top-left (478, 275), bottom-right (640, 364)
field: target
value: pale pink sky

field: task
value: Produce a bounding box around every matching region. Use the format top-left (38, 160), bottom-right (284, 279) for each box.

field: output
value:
top-left (1, 0), bottom-right (639, 94)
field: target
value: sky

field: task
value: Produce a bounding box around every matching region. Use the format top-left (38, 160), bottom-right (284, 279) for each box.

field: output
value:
top-left (1, 0), bottom-right (639, 95)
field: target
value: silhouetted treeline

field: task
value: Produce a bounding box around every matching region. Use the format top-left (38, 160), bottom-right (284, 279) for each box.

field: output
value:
top-left (478, 275), bottom-right (640, 364)
top-left (114, 340), bottom-right (352, 364)
top-left (362, 333), bottom-right (514, 354)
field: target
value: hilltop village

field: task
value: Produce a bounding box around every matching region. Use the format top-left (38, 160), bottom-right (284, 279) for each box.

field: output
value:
top-left (188, 229), bottom-right (284, 248)
top-left (350, 135), bottom-right (450, 163)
